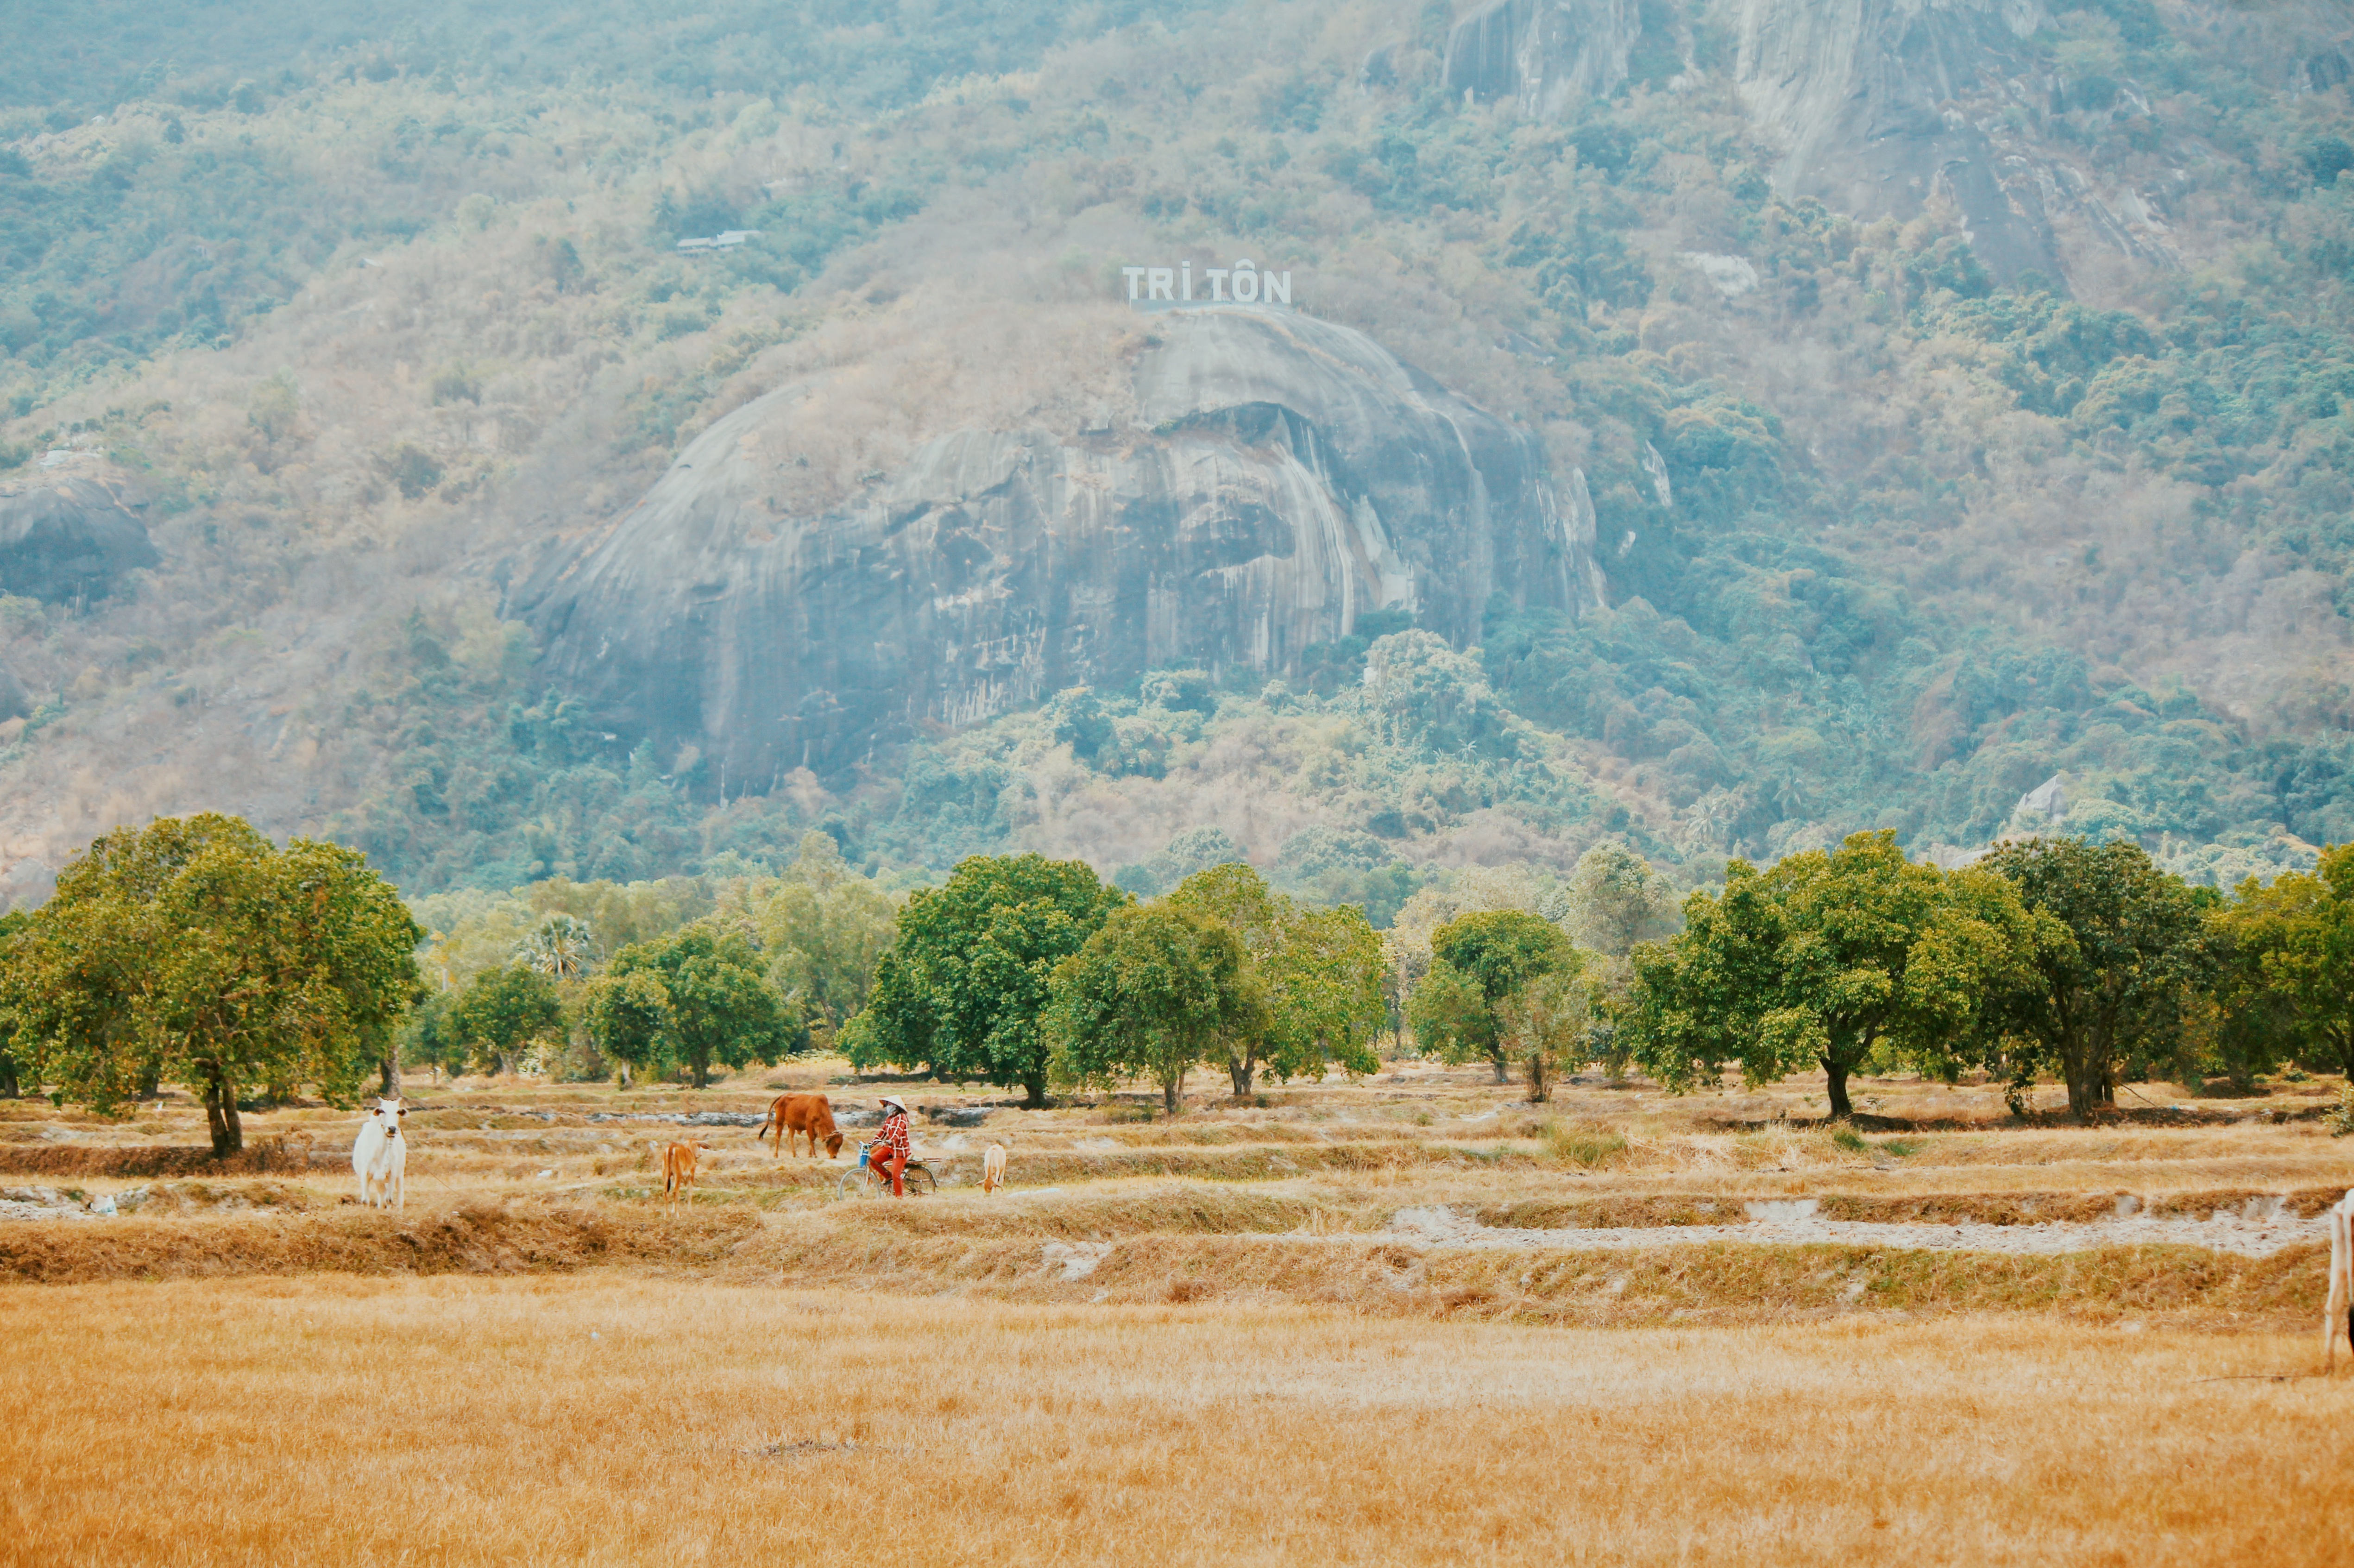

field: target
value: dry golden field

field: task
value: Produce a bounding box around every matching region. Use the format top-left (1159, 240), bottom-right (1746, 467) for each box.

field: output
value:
top-left (5, 1060), bottom-right (2354, 1564)
top-left (5, 1282), bottom-right (2351, 1566)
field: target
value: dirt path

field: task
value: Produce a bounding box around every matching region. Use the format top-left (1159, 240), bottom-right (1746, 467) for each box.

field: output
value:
top-left (1382, 1202), bottom-right (2324, 1258)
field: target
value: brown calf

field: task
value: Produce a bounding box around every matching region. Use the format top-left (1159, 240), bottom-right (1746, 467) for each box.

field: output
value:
top-left (661, 1140), bottom-right (708, 1212)
top-left (757, 1093), bottom-right (844, 1160)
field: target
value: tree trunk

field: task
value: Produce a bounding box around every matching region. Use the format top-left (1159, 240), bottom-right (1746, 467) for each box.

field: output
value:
top-left (1022, 1071), bottom-right (1048, 1110)
top-left (2062, 1050), bottom-right (2101, 1122)
top-left (1525, 1052), bottom-right (1549, 1103)
top-left (1820, 1056), bottom-right (1853, 1120)
top-left (692, 1051), bottom-right (711, 1090)
top-left (202, 1067), bottom-right (244, 1157)
top-left (1488, 1050), bottom-right (1508, 1085)
top-left (0, 1054), bottom-right (16, 1099)
top-left (1162, 1071), bottom-right (1183, 1117)
top-left (1229, 1054), bottom-right (1255, 1097)
top-left (380, 1046), bottom-right (398, 1097)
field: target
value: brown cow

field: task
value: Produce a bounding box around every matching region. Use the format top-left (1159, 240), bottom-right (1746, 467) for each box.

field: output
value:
top-left (662, 1140), bottom-right (708, 1212)
top-left (756, 1093), bottom-right (844, 1160)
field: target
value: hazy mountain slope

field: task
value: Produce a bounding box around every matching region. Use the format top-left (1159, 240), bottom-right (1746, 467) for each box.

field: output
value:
top-left (1, 0), bottom-right (2350, 909)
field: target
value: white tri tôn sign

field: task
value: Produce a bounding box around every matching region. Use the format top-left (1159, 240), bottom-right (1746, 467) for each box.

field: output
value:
top-left (1122, 259), bottom-right (1293, 306)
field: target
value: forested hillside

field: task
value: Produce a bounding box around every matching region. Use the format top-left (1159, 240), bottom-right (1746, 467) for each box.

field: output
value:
top-left (2, 0), bottom-right (2351, 912)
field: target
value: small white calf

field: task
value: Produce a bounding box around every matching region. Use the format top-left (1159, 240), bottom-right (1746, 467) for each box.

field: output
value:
top-left (981, 1143), bottom-right (1007, 1195)
top-left (352, 1097), bottom-right (408, 1211)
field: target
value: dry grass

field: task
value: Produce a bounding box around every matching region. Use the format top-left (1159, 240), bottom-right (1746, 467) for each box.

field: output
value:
top-left (4, 1278), bottom-right (2351, 1567)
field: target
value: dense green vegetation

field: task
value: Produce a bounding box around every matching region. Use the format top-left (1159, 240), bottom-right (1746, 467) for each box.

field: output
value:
top-left (1, 815), bottom-right (2351, 1126)
top-left (0, 813), bottom-right (418, 1152)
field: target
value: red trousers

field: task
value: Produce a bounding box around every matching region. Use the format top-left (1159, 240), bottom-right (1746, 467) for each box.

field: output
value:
top-left (873, 1144), bottom-right (908, 1196)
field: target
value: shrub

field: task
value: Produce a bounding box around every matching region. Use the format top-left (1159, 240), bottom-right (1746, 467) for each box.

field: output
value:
top-left (1543, 1120), bottom-right (1628, 1167)
top-left (2326, 1083), bottom-right (2354, 1139)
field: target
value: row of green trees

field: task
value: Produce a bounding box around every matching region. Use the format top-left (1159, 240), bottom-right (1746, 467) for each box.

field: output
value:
top-left (409, 921), bottom-right (806, 1090)
top-left (844, 854), bottom-right (1389, 1113)
top-left (1617, 832), bottom-right (2354, 1120)
top-left (5, 814), bottom-right (2349, 1141)
top-left (403, 831), bottom-right (891, 1086)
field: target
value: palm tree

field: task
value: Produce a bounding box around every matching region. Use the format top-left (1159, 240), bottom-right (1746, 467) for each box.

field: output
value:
top-left (515, 914), bottom-right (597, 979)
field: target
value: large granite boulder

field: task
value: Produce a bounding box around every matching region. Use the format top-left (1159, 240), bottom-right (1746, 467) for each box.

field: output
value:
top-left (522, 305), bottom-right (1605, 786)
top-left (0, 472), bottom-right (161, 604)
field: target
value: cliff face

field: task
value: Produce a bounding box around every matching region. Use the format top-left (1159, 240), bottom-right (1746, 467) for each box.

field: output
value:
top-left (1733, 0), bottom-right (2063, 283)
top-left (1443, 0), bottom-right (2072, 283)
top-left (522, 306), bottom-right (1604, 787)
top-left (1443, 0), bottom-right (1645, 119)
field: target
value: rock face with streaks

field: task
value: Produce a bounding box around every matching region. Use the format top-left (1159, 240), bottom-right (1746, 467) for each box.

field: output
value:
top-left (1732, 0), bottom-right (2063, 283)
top-left (521, 305), bottom-right (1605, 786)
top-left (1443, 0), bottom-right (1645, 118)
top-left (1441, 0), bottom-right (2073, 284)
top-left (0, 473), bottom-right (160, 604)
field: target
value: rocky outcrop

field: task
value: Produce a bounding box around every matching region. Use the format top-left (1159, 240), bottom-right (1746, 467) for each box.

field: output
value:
top-left (522, 305), bottom-right (1605, 786)
top-left (0, 472), bottom-right (160, 604)
top-left (1733, 0), bottom-right (2064, 283)
top-left (1441, 0), bottom-right (2073, 283)
top-left (1443, 0), bottom-right (1643, 117)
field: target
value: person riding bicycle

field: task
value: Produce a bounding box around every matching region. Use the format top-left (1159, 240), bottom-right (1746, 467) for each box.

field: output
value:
top-left (872, 1095), bottom-right (913, 1196)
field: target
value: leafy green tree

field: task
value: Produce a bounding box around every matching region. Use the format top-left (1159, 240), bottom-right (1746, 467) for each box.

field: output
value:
top-left (583, 969), bottom-right (672, 1088)
top-left (1166, 864), bottom-right (1385, 1092)
top-left (2221, 844), bottom-right (2354, 1077)
top-left (399, 988), bottom-right (466, 1083)
top-left (1045, 904), bottom-right (1263, 1116)
top-left (847, 853), bottom-right (1124, 1107)
top-left (1623, 831), bottom-right (2032, 1118)
top-left (1494, 968), bottom-right (1590, 1103)
top-left (0, 814), bottom-right (420, 1155)
top-left (1979, 837), bottom-right (2210, 1121)
top-left (0, 909), bottom-right (28, 1098)
top-left (589, 925), bottom-right (803, 1088)
top-left (1556, 841), bottom-right (1681, 1075)
top-left (1261, 904), bottom-right (1386, 1086)
top-left (1560, 841), bottom-right (1681, 956)
top-left (1411, 910), bottom-right (1575, 1083)
top-left (756, 831), bottom-right (898, 1038)
top-left (449, 962), bottom-right (565, 1076)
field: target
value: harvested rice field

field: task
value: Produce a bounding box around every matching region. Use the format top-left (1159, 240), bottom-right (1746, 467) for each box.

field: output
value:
top-left (5, 1061), bottom-right (2352, 1563)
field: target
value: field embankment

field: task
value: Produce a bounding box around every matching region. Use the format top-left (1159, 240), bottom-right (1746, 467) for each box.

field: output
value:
top-left (0, 1188), bottom-right (2329, 1331)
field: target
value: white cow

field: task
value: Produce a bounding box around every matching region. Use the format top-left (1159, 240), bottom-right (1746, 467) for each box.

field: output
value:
top-left (2326, 1189), bottom-right (2354, 1370)
top-left (352, 1098), bottom-right (408, 1211)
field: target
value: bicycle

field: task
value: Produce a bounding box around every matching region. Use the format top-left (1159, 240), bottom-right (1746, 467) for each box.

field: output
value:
top-left (837, 1140), bottom-right (938, 1199)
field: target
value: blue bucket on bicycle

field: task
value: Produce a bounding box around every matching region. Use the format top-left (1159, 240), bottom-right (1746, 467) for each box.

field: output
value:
top-left (856, 1143), bottom-right (870, 1171)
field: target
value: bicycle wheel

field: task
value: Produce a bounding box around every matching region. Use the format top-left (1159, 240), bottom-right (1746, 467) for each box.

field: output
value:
top-left (902, 1162), bottom-right (937, 1196)
top-left (838, 1165), bottom-right (877, 1200)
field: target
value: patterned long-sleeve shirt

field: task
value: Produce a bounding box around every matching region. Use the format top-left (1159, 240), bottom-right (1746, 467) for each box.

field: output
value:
top-left (877, 1110), bottom-right (911, 1156)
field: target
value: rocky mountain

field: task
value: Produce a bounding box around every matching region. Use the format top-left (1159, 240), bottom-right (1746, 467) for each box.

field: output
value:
top-left (0, 0), bottom-right (2349, 905)
top-left (522, 305), bottom-right (1605, 785)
